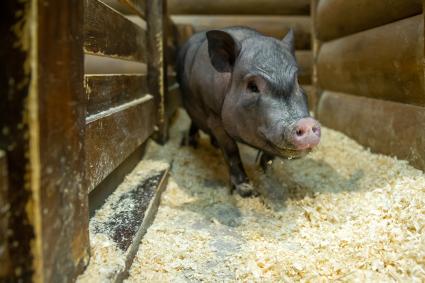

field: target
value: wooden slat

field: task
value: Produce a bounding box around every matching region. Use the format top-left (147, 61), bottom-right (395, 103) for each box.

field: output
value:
top-left (301, 85), bottom-right (316, 112)
top-left (316, 0), bottom-right (423, 42)
top-left (84, 54), bottom-right (146, 74)
top-left (172, 16), bottom-right (311, 50)
top-left (0, 151), bottom-right (10, 278)
top-left (168, 0), bottom-right (310, 15)
top-left (317, 15), bottom-right (425, 106)
top-left (85, 96), bottom-right (155, 192)
top-left (101, 0), bottom-right (146, 18)
top-left (85, 74), bottom-right (148, 116)
top-left (84, 0), bottom-right (147, 62)
top-left (311, 0), bottom-right (322, 113)
top-left (318, 91), bottom-right (425, 171)
top-left (147, 0), bottom-right (168, 143)
top-left (36, 0), bottom-right (89, 281)
top-left (296, 51), bottom-right (312, 85)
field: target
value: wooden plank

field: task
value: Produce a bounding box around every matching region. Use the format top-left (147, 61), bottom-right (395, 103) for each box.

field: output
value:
top-left (85, 74), bottom-right (148, 116)
top-left (296, 51), bottom-right (312, 85)
top-left (172, 16), bottom-right (311, 50)
top-left (168, 0), bottom-right (310, 15)
top-left (78, 161), bottom-right (169, 282)
top-left (311, 0), bottom-right (322, 113)
top-left (318, 91), bottom-right (425, 171)
top-left (85, 96), bottom-right (155, 192)
top-left (147, 0), bottom-right (168, 143)
top-left (34, 0), bottom-right (89, 281)
top-left (0, 151), bottom-right (10, 278)
top-left (101, 0), bottom-right (146, 18)
top-left (84, 54), bottom-right (146, 74)
top-left (301, 85), bottom-right (316, 112)
top-left (317, 15), bottom-right (425, 106)
top-left (0, 1), bottom-right (34, 280)
top-left (84, 0), bottom-right (147, 62)
top-left (316, 0), bottom-right (423, 41)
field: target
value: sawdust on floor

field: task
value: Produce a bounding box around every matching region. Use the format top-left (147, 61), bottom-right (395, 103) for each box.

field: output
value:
top-left (126, 110), bottom-right (425, 282)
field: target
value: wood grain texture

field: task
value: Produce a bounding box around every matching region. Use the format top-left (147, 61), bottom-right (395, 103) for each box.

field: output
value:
top-left (0, 1), bottom-right (33, 280)
top-left (0, 151), bottom-right (10, 278)
top-left (168, 0), bottom-right (310, 15)
top-left (35, 0), bottom-right (89, 281)
top-left (101, 0), bottom-right (146, 18)
top-left (84, 0), bottom-right (147, 62)
top-left (311, 0), bottom-right (322, 113)
top-left (318, 91), bottom-right (425, 171)
top-left (296, 51), bottom-right (312, 85)
top-left (317, 15), bottom-right (424, 106)
top-left (171, 16), bottom-right (311, 50)
top-left (85, 74), bottom-right (148, 116)
top-left (85, 96), bottom-right (155, 192)
top-left (147, 0), bottom-right (168, 143)
top-left (316, 0), bottom-right (423, 41)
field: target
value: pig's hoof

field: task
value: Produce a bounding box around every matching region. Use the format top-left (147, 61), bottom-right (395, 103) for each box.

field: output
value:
top-left (234, 183), bottom-right (257, 198)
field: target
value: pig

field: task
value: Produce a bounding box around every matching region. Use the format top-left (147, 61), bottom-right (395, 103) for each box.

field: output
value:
top-left (176, 27), bottom-right (321, 197)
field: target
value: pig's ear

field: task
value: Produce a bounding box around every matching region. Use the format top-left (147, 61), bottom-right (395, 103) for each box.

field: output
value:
top-left (206, 30), bottom-right (241, 73)
top-left (282, 29), bottom-right (295, 55)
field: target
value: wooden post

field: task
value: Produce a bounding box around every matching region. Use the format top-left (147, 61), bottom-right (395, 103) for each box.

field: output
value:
top-left (0, 0), bottom-right (89, 281)
top-left (311, 0), bottom-right (321, 113)
top-left (147, 0), bottom-right (168, 144)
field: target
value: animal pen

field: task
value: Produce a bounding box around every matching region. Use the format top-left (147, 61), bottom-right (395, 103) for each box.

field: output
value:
top-left (0, 0), bottom-right (424, 282)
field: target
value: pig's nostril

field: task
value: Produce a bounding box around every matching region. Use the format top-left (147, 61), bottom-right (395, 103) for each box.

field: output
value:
top-left (312, 126), bottom-right (320, 135)
top-left (296, 129), bottom-right (304, 137)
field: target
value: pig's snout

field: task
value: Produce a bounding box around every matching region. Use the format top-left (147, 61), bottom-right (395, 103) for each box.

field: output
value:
top-left (291, 118), bottom-right (321, 150)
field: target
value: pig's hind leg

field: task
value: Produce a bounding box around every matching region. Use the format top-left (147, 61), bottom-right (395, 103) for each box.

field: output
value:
top-left (208, 117), bottom-right (257, 197)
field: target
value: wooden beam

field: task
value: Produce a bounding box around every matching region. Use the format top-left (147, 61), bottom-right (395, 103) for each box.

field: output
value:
top-left (85, 74), bottom-right (148, 116)
top-left (147, 0), bottom-right (168, 143)
top-left (0, 151), bottom-right (10, 278)
top-left (317, 15), bottom-right (424, 106)
top-left (310, 0), bottom-right (322, 113)
top-left (168, 0), bottom-right (310, 15)
top-left (0, 1), bottom-right (34, 280)
top-left (296, 51), bottom-right (312, 85)
top-left (316, 0), bottom-right (423, 42)
top-left (101, 0), bottom-right (146, 18)
top-left (318, 91), bottom-right (425, 171)
top-left (171, 16), bottom-right (311, 50)
top-left (33, 0), bottom-right (89, 281)
top-left (85, 96), bottom-right (155, 192)
top-left (84, 0), bottom-right (147, 62)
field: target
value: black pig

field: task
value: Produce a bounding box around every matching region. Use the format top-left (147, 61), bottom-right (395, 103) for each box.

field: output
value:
top-left (177, 27), bottom-right (321, 197)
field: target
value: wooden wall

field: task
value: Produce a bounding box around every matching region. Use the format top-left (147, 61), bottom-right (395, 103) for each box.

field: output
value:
top-left (312, 0), bottom-right (425, 170)
top-left (168, 0), bottom-right (315, 109)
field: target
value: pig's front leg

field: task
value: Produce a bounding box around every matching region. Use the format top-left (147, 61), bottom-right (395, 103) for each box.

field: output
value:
top-left (208, 117), bottom-right (256, 197)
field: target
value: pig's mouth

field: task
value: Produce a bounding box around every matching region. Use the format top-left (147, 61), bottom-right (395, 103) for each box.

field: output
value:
top-left (264, 139), bottom-right (310, 159)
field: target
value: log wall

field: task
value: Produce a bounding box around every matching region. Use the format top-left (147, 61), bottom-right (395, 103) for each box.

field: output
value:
top-left (313, 0), bottom-right (425, 171)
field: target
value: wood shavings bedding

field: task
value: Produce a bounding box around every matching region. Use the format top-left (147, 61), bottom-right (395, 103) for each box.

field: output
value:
top-left (126, 110), bottom-right (425, 282)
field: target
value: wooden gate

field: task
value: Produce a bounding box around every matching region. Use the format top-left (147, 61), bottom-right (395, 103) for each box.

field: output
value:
top-left (0, 0), bottom-right (178, 281)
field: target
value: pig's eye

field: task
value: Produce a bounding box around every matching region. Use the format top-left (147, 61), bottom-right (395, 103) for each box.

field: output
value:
top-left (247, 81), bottom-right (259, 93)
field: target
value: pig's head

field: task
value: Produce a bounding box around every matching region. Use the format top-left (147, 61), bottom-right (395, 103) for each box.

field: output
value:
top-left (206, 29), bottom-right (321, 159)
